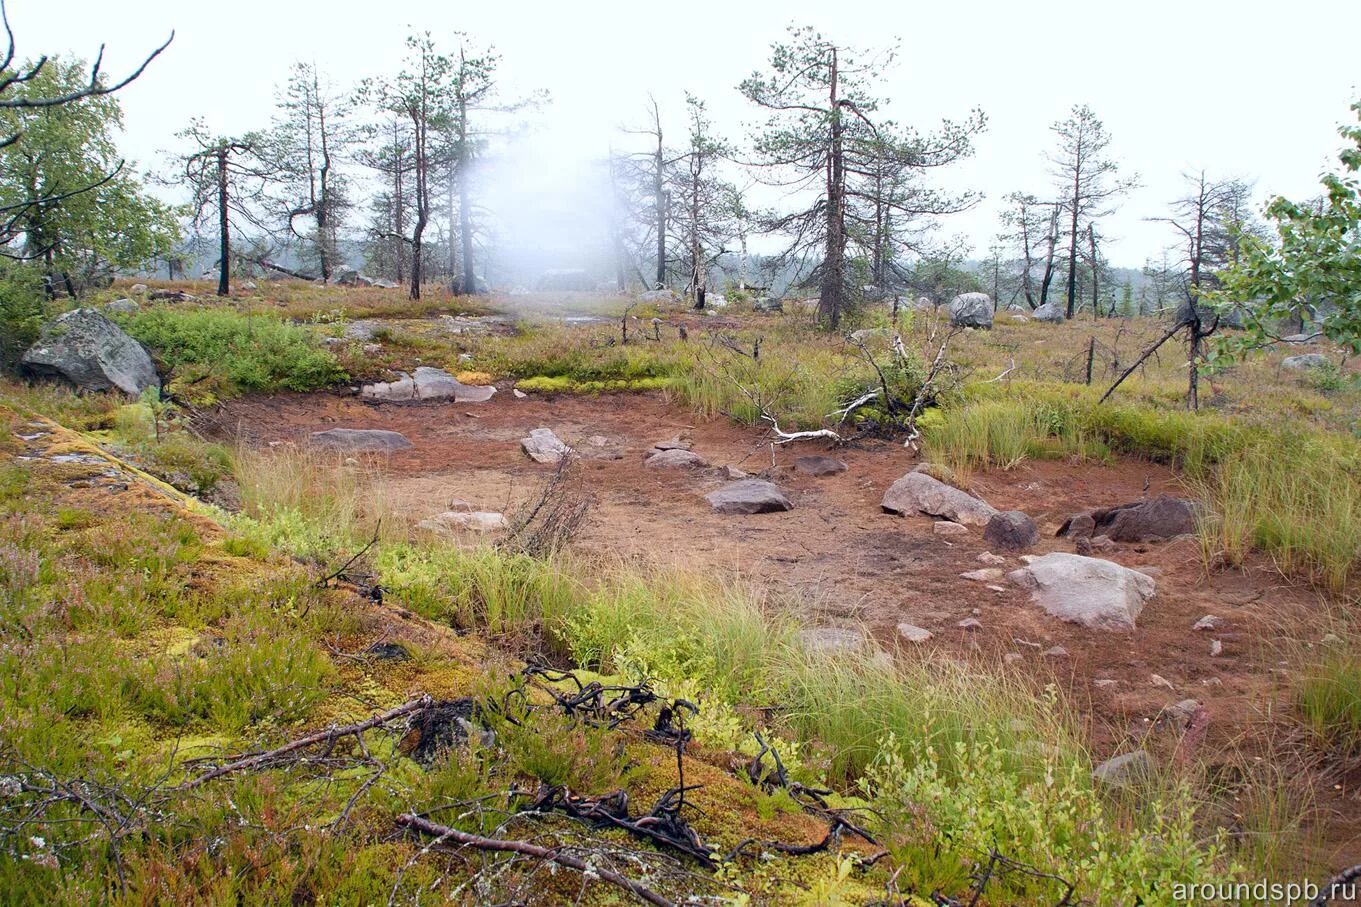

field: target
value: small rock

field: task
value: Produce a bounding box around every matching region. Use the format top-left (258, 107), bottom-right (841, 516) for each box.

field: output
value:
top-left (1059, 495), bottom-right (1198, 543)
top-left (721, 465), bottom-right (749, 480)
top-left (1282, 353), bottom-right (1330, 371)
top-left (960, 568), bottom-right (1004, 582)
top-left (795, 455), bottom-right (848, 477)
top-left (105, 297), bottom-right (139, 315)
top-left (801, 627), bottom-right (867, 655)
top-left (1192, 615), bottom-right (1221, 631)
top-left (362, 343), bottom-right (382, 355)
top-left (1093, 750), bottom-right (1155, 788)
top-left (957, 618), bottom-right (983, 631)
top-left (513, 388), bottom-right (528, 399)
top-left (363, 642), bottom-right (410, 661)
top-left (1093, 679), bottom-right (1119, 688)
top-left (976, 552), bottom-right (1006, 566)
top-left (652, 435), bottom-right (693, 451)
top-left (1210, 639), bottom-right (1223, 657)
top-left (984, 510), bottom-right (1038, 550)
top-left (1042, 646), bottom-right (1069, 658)
top-left (896, 623), bottom-right (933, 644)
top-left (1150, 674), bottom-right (1175, 690)
top-left (521, 428), bottom-right (572, 464)
top-left (1004, 652), bottom-right (1023, 664)
top-left (1074, 534), bottom-right (1117, 555)
top-left (645, 449), bottom-right (708, 469)
top-left (1164, 698), bottom-right (1202, 731)
top-left (933, 520), bottom-right (969, 537)
top-left (705, 479), bottom-right (792, 514)
top-left (362, 366), bottom-right (496, 404)
top-left (129, 283), bottom-right (148, 295)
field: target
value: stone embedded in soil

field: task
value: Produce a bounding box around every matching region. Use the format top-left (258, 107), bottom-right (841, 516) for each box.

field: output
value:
top-left (957, 618), bottom-right (983, 630)
top-left (513, 388), bottom-right (528, 399)
top-left (896, 623), bottom-right (933, 644)
top-left (1058, 495), bottom-right (1197, 543)
top-left (645, 448), bottom-right (708, 469)
top-left (800, 626), bottom-right (867, 655)
top-left (1007, 552), bottom-right (1156, 631)
top-left (1282, 353), bottom-right (1330, 371)
top-left (722, 465), bottom-right (750, 480)
top-left (310, 428), bottom-right (413, 452)
top-left (1075, 534), bottom-right (1117, 554)
top-left (795, 455), bottom-right (848, 477)
top-left (362, 366), bottom-right (497, 403)
top-left (652, 435), bottom-right (693, 451)
top-left (960, 568), bottom-right (1004, 582)
top-left (363, 642), bottom-right (410, 661)
top-left (418, 511), bottom-right (508, 533)
top-left (1163, 698), bottom-right (1203, 731)
top-left (1192, 615), bottom-right (1221, 631)
top-left (933, 520), bottom-right (969, 537)
top-left (1042, 646), bottom-right (1069, 658)
top-left (1092, 750), bottom-right (1154, 788)
top-left (983, 510), bottom-right (1039, 550)
top-left (881, 469), bottom-right (998, 527)
top-left (520, 428), bottom-right (572, 464)
top-left (705, 479), bottom-right (792, 514)
top-left (977, 552), bottom-right (1006, 566)
top-left (1210, 639), bottom-right (1223, 657)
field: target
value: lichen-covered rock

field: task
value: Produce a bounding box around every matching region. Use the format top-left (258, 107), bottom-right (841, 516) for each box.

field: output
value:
top-left (1032, 302), bottom-right (1066, 323)
top-left (310, 428), bottom-right (413, 452)
top-left (948, 292), bottom-right (993, 329)
top-left (21, 308), bottom-right (158, 396)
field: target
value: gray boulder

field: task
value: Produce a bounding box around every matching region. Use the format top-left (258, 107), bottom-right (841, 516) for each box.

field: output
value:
top-left (1031, 302), bottom-right (1066, 323)
top-left (361, 367), bottom-right (496, 403)
top-left (645, 449), bottom-right (708, 469)
top-left (1058, 495), bottom-right (1197, 543)
top-left (21, 308), bottom-right (158, 396)
top-left (521, 428), bottom-right (572, 464)
top-left (948, 292), bottom-right (993, 329)
top-left (1092, 750), bottom-right (1155, 788)
top-left (882, 469), bottom-right (998, 527)
top-left (795, 455), bottom-right (848, 477)
top-left (105, 298), bottom-right (140, 315)
top-left (639, 289), bottom-right (676, 303)
top-left (800, 626), bottom-right (868, 655)
top-left (1007, 552), bottom-right (1156, 631)
top-left (1282, 353), bottom-right (1330, 371)
top-left (310, 428), bottom-right (412, 452)
top-left (753, 297), bottom-right (784, 313)
top-left (984, 510), bottom-right (1039, 550)
top-left (705, 479), bottom-right (792, 514)
top-left (418, 511), bottom-right (508, 533)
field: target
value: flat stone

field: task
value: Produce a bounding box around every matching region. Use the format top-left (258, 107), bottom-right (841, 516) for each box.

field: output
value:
top-left (896, 623), bottom-right (933, 644)
top-left (960, 568), bottom-right (1004, 582)
top-left (645, 449), bottom-right (708, 469)
top-left (882, 469), bottom-right (998, 527)
top-left (1042, 646), bottom-right (1069, 658)
top-left (957, 618), bottom-right (983, 631)
top-left (1282, 353), bottom-right (1329, 371)
top-left (513, 388), bottom-right (528, 399)
top-left (310, 428), bottom-right (413, 452)
top-left (418, 511), bottom-right (508, 533)
top-left (1007, 552), bottom-right (1156, 631)
top-left (977, 552), bottom-right (1006, 566)
top-left (521, 428), bottom-right (572, 464)
top-left (795, 455), bottom-right (848, 477)
top-left (800, 627), bottom-right (867, 655)
top-left (652, 435), bottom-right (692, 451)
top-left (705, 479), bottom-right (792, 514)
top-left (933, 520), bottom-right (969, 536)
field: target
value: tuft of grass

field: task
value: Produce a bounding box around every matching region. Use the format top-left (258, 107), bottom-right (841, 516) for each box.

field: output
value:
top-left (1297, 645), bottom-right (1361, 756)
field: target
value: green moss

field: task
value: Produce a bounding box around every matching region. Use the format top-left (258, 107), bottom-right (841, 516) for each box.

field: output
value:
top-left (515, 374), bottom-right (679, 394)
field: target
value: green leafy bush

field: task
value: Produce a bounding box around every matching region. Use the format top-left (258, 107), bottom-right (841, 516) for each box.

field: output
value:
top-left (120, 308), bottom-right (346, 400)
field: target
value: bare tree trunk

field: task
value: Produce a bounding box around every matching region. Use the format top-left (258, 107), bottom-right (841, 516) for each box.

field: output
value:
top-left (216, 147), bottom-right (230, 296)
top-left (819, 47), bottom-right (846, 328)
top-left (1089, 226), bottom-right (1099, 320)
top-left (653, 126), bottom-right (666, 289)
top-left (1065, 168), bottom-right (1080, 318)
top-left (458, 114), bottom-right (477, 294)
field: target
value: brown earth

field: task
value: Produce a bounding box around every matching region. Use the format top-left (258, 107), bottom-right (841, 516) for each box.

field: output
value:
top-left (206, 386), bottom-right (1360, 866)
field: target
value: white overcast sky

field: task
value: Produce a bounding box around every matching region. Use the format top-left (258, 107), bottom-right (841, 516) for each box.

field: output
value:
top-left (12, 0), bottom-right (1361, 266)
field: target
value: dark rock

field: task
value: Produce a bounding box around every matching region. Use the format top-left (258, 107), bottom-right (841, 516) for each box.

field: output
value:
top-left (1058, 495), bottom-right (1197, 543)
top-left (795, 455), bottom-right (848, 477)
top-left (400, 698), bottom-right (488, 763)
top-left (363, 642), bottom-right (410, 661)
top-left (983, 510), bottom-right (1038, 550)
top-left (21, 308), bottom-right (159, 396)
top-left (705, 479), bottom-right (792, 514)
top-left (310, 428), bottom-right (413, 452)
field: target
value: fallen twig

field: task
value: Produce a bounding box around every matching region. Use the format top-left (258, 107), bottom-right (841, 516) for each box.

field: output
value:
top-left (396, 813), bottom-right (676, 907)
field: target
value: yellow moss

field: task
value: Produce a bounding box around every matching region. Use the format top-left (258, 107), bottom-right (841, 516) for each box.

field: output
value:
top-left (454, 370), bottom-right (494, 385)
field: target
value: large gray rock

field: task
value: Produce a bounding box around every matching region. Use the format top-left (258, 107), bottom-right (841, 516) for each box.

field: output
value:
top-left (361, 367), bottom-right (496, 403)
top-left (521, 428), bottom-right (572, 464)
top-left (882, 470), bottom-right (998, 527)
top-left (105, 298), bottom-right (140, 315)
top-left (639, 289), bottom-right (676, 303)
top-left (1282, 353), bottom-right (1330, 371)
top-left (310, 428), bottom-right (412, 452)
top-left (1007, 552), bottom-right (1156, 631)
top-left (705, 479), bottom-right (792, 514)
top-left (1059, 495), bottom-right (1197, 543)
top-left (948, 292), bottom-right (993, 329)
top-left (1031, 302), bottom-right (1066, 323)
top-left (1092, 750), bottom-right (1155, 788)
top-left (21, 308), bottom-right (158, 396)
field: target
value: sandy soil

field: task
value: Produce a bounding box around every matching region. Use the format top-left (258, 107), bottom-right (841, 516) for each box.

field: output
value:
top-left (206, 386), bottom-right (1358, 863)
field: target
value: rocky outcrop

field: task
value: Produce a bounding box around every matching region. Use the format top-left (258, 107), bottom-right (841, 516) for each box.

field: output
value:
top-left (1058, 495), bottom-right (1197, 542)
top-left (705, 479), bottom-right (792, 514)
top-left (310, 428), bottom-right (413, 452)
top-left (361, 367), bottom-right (496, 403)
top-left (881, 469), bottom-right (998, 526)
top-left (948, 292), bottom-right (993, 329)
top-left (21, 308), bottom-right (158, 396)
top-left (1007, 552), bottom-right (1156, 631)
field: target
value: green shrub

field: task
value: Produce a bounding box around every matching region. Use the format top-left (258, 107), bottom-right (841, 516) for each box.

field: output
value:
top-left (119, 308), bottom-right (346, 399)
top-left (0, 263), bottom-right (47, 373)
